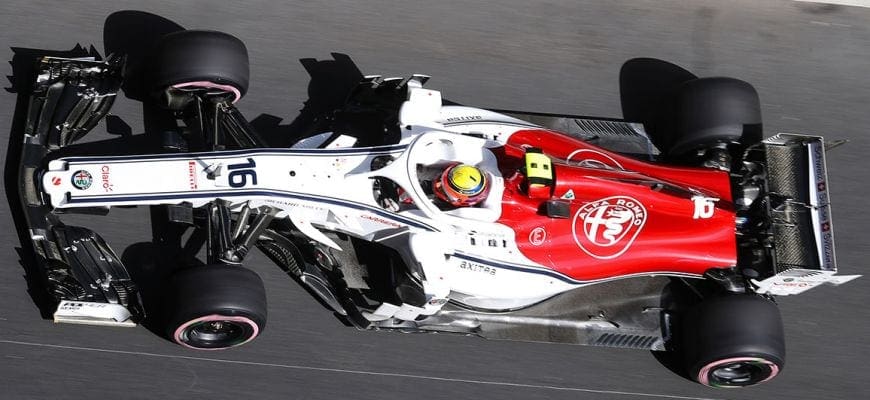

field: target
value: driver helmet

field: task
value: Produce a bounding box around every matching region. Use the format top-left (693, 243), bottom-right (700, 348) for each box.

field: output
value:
top-left (433, 163), bottom-right (491, 207)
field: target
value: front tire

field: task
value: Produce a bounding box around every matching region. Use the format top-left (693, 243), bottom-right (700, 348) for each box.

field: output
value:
top-left (152, 30), bottom-right (250, 106)
top-left (681, 294), bottom-right (785, 388)
top-left (166, 265), bottom-right (267, 350)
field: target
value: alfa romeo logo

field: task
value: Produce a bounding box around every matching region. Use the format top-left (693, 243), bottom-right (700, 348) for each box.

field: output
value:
top-left (572, 196), bottom-right (646, 259)
top-left (71, 170), bottom-right (93, 190)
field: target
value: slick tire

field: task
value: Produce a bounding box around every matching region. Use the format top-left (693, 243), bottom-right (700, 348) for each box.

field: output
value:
top-left (152, 30), bottom-right (249, 107)
top-left (669, 77), bottom-right (762, 157)
top-left (681, 294), bottom-right (785, 388)
top-left (165, 264), bottom-right (267, 350)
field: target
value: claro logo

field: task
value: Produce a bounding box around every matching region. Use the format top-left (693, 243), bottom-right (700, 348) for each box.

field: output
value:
top-left (572, 196), bottom-right (647, 259)
top-left (100, 165), bottom-right (112, 192)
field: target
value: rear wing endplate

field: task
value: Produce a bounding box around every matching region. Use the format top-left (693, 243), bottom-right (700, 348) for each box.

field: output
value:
top-left (754, 133), bottom-right (859, 295)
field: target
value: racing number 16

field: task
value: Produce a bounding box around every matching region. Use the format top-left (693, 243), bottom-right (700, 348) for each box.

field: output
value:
top-left (228, 158), bottom-right (258, 188)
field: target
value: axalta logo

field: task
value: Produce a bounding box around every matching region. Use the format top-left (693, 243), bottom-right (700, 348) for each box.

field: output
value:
top-left (572, 196), bottom-right (646, 259)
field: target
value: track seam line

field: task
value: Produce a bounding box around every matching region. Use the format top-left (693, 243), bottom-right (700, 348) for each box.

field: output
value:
top-left (795, 0), bottom-right (870, 8)
top-left (0, 339), bottom-right (724, 400)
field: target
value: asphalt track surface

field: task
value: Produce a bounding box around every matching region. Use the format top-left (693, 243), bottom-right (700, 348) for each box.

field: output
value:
top-left (1, 1), bottom-right (868, 399)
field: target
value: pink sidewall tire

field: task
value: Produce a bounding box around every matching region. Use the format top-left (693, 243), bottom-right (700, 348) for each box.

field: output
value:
top-left (681, 294), bottom-right (785, 388)
top-left (165, 264), bottom-right (267, 350)
top-left (152, 30), bottom-right (249, 105)
top-left (696, 356), bottom-right (780, 387)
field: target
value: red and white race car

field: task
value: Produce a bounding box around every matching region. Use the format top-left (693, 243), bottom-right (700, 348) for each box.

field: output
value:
top-left (14, 30), bottom-right (858, 388)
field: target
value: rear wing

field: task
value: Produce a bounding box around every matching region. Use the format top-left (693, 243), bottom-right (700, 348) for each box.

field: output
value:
top-left (754, 133), bottom-right (859, 295)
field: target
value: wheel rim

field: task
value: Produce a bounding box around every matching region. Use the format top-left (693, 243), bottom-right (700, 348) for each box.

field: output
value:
top-left (174, 314), bottom-right (259, 350)
top-left (699, 357), bottom-right (780, 387)
top-left (189, 320), bottom-right (245, 342)
top-left (172, 81), bottom-right (241, 103)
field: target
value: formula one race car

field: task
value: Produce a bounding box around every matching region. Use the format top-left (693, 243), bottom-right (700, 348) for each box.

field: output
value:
top-left (13, 30), bottom-right (859, 388)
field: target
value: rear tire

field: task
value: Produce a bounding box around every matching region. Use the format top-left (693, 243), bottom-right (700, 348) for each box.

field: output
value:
top-left (669, 77), bottom-right (762, 157)
top-left (166, 264), bottom-right (267, 350)
top-left (152, 30), bottom-right (250, 105)
top-left (681, 294), bottom-right (785, 387)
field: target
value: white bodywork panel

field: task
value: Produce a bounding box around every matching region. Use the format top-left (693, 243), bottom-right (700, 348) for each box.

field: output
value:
top-left (53, 300), bottom-right (136, 327)
top-left (42, 120), bottom-right (580, 313)
top-left (39, 88), bottom-right (855, 320)
top-left (754, 269), bottom-right (860, 296)
top-left (437, 105), bottom-right (541, 142)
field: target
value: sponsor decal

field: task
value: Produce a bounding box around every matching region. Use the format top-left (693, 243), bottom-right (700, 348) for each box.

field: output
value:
top-left (819, 204), bottom-right (831, 222)
top-left (566, 149), bottom-right (624, 170)
top-left (331, 157), bottom-right (348, 169)
top-left (561, 189), bottom-right (575, 200)
top-left (458, 260), bottom-right (496, 276)
top-left (773, 278), bottom-right (811, 288)
top-left (821, 211), bottom-right (835, 267)
top-left (188, 161), bottom-right (198, 189)
top-left (264, 199), bottom-right (300, 208)
top-left (427, 298), bottom-right (448, 306)
top-left (51, 176), bottom-right (61, 186)
top-left (57, 302), bottom-right (107, 310)
top-left (70, 170), bottom-right (93, 190)
top-left (812, 141), bottom-right (825, 185)
top-left (100, 165), bottom-right (113, 192)
top-left (360, 214), bottom-right (402, 228)
top-left (529, 227), bottom-right (547, 246)
top-left (811, 141), bottom-right (828, 206)
top-left (823, 236), bottom-right (835, 266)
top-left (445, 115), bottom-right (483, 123)
top-left (572, 196), bottom-right (646, 259)
top-left (691, 196), bottom-right (717, 219)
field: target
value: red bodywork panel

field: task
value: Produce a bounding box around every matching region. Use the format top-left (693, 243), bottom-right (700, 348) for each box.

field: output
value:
top-left (495, 129), bottom-right (736, 281)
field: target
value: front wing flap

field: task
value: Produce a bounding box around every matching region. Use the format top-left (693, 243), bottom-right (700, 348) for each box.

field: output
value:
top-left (16, 55), bottom-right (141, 325)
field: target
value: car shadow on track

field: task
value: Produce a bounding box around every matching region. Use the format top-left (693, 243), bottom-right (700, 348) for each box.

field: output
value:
top-left (252, 53), bottom-right (366, 147)
top-left (649, 280), bottom-right (703, 383)
top-left (104, 10), bottom-right (185, 102)
top-left (618, 57), bottom-right (697, 152)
